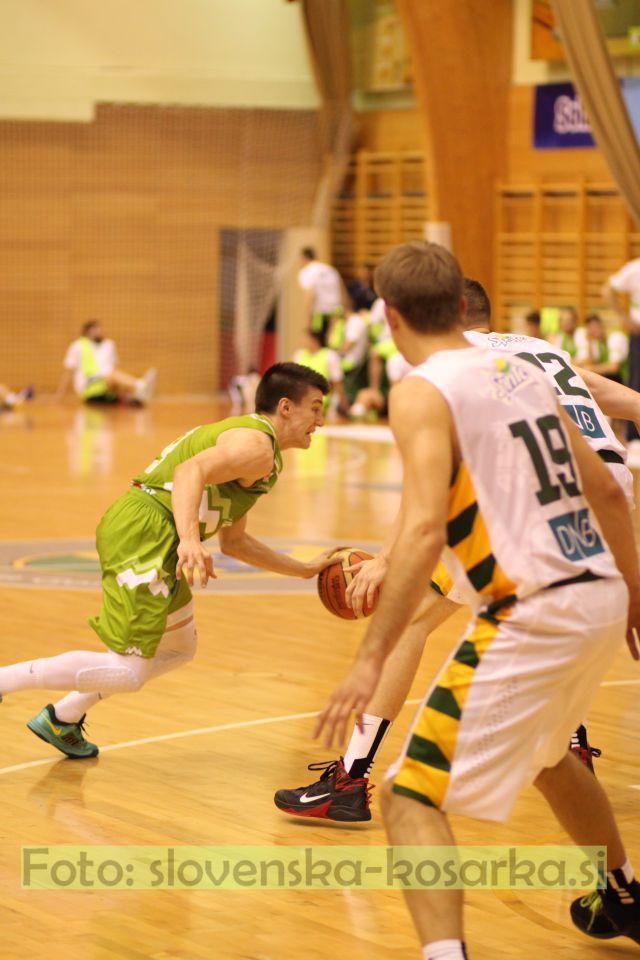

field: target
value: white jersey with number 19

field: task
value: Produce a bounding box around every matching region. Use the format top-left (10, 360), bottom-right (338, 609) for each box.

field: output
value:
top-left (410, 346), bottom-right (621, 612)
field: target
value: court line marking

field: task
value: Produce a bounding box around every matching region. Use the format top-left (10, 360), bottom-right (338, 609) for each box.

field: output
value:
top-left (600, 679), bottom-right (640, 686)
top-left (1, 681), bottom-right (637, 778)
top-left (0, 699), bottom-right (421, 777)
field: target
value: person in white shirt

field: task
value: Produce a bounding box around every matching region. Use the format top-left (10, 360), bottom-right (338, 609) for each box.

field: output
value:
top-left (297, 247), bottom-right (343, 344)
top-left (604, 258), bottom-right (640, 441)
top-left (56, 320), bottom-right (156, 405)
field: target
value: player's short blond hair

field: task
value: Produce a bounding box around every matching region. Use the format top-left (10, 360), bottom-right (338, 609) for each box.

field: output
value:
top-left (374, 241), bottom-right (463, 334)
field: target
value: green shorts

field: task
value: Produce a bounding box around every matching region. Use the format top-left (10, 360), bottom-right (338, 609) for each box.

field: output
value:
top-left (89, 488), bottom-right (192, 658)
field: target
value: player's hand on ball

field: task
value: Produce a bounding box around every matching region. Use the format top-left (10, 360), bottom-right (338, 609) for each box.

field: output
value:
top-left (314, 657), bottom-right (381, 748)
top-left (345, 554), bottom-right (387, 618)
top-left (176, 538), bottom-right (216, 587)
top-left (302, 547), bottom-right (345, 579)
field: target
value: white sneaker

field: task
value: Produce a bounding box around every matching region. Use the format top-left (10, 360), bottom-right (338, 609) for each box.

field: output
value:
top-left (136, 368), bottom-right (157, 405)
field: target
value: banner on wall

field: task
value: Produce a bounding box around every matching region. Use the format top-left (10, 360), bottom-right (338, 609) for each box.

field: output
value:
top-left (534, 80), bottom-right (640, 149)
top-left (533, 82), bottom-right (595, 148)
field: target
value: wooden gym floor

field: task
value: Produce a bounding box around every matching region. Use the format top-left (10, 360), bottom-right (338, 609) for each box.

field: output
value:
top-left (0, 399), bottom-right (639, 960)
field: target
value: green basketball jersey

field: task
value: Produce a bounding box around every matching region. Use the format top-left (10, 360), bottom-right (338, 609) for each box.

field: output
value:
top-left (132, 414), bottom-right (282, 541)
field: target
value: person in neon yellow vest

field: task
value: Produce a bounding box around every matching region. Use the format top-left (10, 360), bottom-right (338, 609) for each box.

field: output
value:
top-left (293, 329), bottom-right (349, 415)
top-left (56, 320), bottom-right (156, 405)
top-left (549, 305), bottom-right (579, 358)
top-left (575, 313), bottom-right (629, 384)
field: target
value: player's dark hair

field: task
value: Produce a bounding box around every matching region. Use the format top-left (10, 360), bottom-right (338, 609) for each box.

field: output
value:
top-left (82, 319), bottom-right (100, 336)
top-left (374, 241), bottom-right (463, 333)
top-left (255, 362), bottom-right (329, 413)
top-left (301, 246), bottom-right (316, 261)
top-left (463, 278), bottom-right (492, 329)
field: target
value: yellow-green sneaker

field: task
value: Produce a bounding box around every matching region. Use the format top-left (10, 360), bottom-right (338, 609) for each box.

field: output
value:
top-left (26, 704), bottom-right (99, 759)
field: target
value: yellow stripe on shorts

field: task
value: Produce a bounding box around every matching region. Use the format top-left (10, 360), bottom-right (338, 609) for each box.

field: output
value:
top-left (392, 615), bottom-right (502, 809)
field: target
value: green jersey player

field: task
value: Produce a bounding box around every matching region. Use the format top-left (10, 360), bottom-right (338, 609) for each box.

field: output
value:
top-left (0, 363), bottom-right (337, 758)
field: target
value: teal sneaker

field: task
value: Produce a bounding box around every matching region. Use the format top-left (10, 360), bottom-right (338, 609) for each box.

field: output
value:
top-left (26, 704), bottom-right (99, 759)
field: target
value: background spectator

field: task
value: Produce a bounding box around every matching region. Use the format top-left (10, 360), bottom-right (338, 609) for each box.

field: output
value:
top-left (525, 309), bottom-right (542, 339)
top-left (575, 313), bottom-right (628, 383)
top-left (549, 305), bottom-right (579, 358)
top-left (297, 247), bottom-right (342, 345)
top-left (293, 328), bottom-right (348, 416)
top-left (603, 257), bottom-right (640, 443)
top-left (56, 320), bottom-right (156, 406)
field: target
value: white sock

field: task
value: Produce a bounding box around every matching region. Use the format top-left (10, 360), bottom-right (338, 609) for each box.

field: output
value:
top-left (54, 692), bottom-right (104, 723)
top-left (343, 713), bottom-right (391, 779)
top-left (422, 939), bottom-right (467, 960)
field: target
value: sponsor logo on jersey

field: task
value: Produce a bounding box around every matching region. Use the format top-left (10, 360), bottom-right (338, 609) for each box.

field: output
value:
top-left (548, 508), bottom-right (604, 562)
top-left (484, 356), bottom-right (533, 403)
top-left (485, 333), bottom-right (529, 349)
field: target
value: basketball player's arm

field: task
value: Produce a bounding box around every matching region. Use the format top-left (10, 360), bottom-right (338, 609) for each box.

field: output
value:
top-left (218, 515), bottom-right (338, 578)
top-left (172, 430), bottom-right (275, 587)
top-left (345, 510), bottom-right (400, 616)
top-left (574, 366), bottom-right (640, 428)
top-left (315, 377), bottom-right (452, 746)
top-left (560, 409), bottom-right (640, 659)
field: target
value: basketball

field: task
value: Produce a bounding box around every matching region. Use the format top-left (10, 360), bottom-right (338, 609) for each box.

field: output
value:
top-left (317, 549), bottom-right (379, 620)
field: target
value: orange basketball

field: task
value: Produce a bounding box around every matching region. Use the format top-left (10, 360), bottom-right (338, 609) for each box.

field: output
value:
top-left (317, 549), bottom-right (379, 620)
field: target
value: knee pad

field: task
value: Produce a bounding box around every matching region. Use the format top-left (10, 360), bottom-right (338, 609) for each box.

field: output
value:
top-left (76, 664), bottom-right (145, 693)
top-left (162, 618), bottom-right (197, 665)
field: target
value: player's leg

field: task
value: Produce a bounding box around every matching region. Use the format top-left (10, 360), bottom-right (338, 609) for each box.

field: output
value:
top-left (106, 368), bottom-right (156, 404)
top-left (22, 648), bottom-right (159, 759)
top-left (381, 787), bottom-right (465, 955)
top-left (274, 587), bottom-right (458, 821)
top-left (25, 598), bottom-right (197, 758)
top-left (567, 463), bottom-right (633, 773)
top-left (18, 493), bottom-right (188, 757)
top-left (535, 754), bottom-right (640, 943)
top-left (383, 579), bottom-right (628, 956)
top-left (378, 611), bottom-right (511, 959)
top-left (50, 598), bottom-right (198, 720)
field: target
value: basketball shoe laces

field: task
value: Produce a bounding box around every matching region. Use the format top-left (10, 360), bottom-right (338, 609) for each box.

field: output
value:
top-left (578, 891), bottom-right (606, 932)
top-left (305, 759), bottom-right (373, 802)
top-left (61, 714), bottom-right (91, 746)
top-left (573, 743), bottom-right (602, 767)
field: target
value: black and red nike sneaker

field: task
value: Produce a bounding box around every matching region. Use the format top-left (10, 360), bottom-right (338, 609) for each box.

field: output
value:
top-left (569, 724), bottom-right (602, 774)
top-left (274, 758), bottom-right (371, 822)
